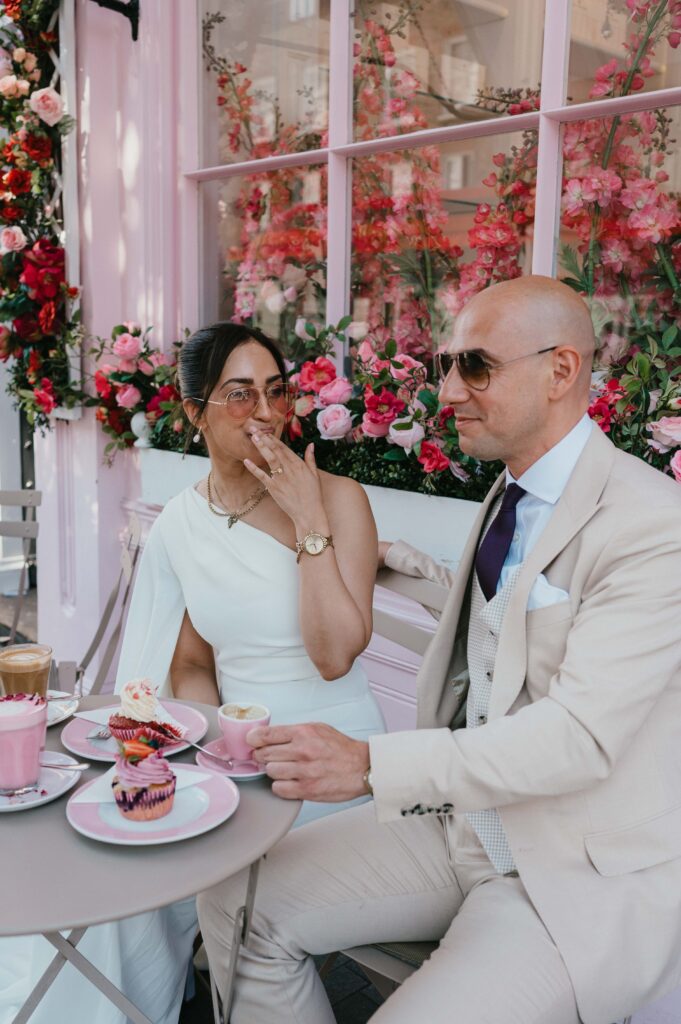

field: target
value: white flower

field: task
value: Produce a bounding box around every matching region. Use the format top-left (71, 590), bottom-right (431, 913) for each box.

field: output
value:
top-left (347, 320), bottom-right (369, 341)
top-left (264, 290), bottom-right (287, 314)
top-left (388, 417), bottom-right (425, 453)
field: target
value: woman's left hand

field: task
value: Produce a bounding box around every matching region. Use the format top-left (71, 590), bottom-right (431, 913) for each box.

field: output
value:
top-left (244, 434), bottom-right (326, 529)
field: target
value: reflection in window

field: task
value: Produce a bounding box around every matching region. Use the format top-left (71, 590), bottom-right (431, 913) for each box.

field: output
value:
top-left (201, 167), bottom-right (326, 360)
top-left (351, 129), bottom-right (536, 359)
top-left (353, 0), bottom-right (544, 140)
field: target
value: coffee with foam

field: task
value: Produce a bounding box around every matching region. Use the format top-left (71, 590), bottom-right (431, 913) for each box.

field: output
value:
top-left (0, 644), bottom-right (52, 698)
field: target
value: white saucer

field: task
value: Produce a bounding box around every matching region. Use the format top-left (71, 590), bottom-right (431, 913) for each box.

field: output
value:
top-left (0, 751), bottom-right (81, 812)
top-left (47, 689), bottom-right (79, 728)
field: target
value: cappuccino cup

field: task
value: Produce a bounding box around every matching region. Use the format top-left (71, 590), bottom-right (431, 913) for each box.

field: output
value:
top-left (218, 702), bottom-right (270, 763)
top-left (0, 643), bottom-right (52, 699)
top-left (0, 693), bottom-right (47, 792)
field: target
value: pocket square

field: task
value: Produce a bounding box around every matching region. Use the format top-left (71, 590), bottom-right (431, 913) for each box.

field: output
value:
top-left (527, 574), bottom-right (569, 611)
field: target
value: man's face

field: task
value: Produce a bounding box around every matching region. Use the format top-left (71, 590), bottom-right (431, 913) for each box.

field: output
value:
top-left (438, 301), bottom-right (553, 466)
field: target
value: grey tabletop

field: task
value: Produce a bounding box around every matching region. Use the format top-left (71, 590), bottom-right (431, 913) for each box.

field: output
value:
top-left (0, 696), bottom-right (301, 937)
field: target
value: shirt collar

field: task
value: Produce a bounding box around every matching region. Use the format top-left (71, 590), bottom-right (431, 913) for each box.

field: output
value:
top-left (505, 414), bottom-right (594, 505)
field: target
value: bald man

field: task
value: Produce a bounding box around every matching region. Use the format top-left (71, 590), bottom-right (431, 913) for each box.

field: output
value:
top-left (198, 277), bottom-right (681, 1024)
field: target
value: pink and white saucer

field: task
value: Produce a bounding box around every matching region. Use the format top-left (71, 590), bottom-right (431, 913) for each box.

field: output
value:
top-left (0, 751), bottom-right (80, 813)
top-left (66, 765), bottom-right (240, 845)
top-left (196, 738), bottom-right (267, 781)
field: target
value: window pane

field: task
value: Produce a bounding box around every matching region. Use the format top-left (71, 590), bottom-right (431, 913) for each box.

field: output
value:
top-left (557, 107), bottom-right (681, 475)
top-left (350, 128), bottom-right (537, 357)
top-left (353, 0), bottom-right (544, 140)
top-left (200, 166), bottom-right (326, 357)
top-left (200, 1), bottom-right (329, 166)
top-left (569, 0), bottom-right (681, 103)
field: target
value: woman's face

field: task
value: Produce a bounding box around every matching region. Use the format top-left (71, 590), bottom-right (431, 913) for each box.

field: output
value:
top-left (195, 340), bottom-right (288, 467)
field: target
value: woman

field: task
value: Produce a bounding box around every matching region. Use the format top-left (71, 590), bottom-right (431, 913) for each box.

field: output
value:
top-left (1, 323), bottom-right (384, 1024)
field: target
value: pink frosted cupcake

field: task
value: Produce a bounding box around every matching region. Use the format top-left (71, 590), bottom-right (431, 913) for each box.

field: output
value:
top-left (112, 750), bottom-right (176, 821)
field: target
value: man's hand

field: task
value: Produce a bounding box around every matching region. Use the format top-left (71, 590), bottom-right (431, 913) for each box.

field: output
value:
top-left (377, 540), bottom-right (393, 570)
top-left (246, 723), bottom-right (370, 803)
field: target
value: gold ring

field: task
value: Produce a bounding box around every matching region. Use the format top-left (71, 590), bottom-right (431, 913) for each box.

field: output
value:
top-left (271, 467), bottom-right (284, 476)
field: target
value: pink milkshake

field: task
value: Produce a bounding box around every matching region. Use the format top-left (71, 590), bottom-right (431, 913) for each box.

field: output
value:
top-left (0, 693), bottom-right (47, 792)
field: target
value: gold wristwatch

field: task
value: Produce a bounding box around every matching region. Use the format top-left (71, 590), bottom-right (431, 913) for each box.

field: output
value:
top-left (296, 531), bottom-right (334, 564)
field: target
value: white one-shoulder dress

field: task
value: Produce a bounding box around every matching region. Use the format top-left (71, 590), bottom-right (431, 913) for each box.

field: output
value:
top-left (0, 486), bottom-right (385, 1024)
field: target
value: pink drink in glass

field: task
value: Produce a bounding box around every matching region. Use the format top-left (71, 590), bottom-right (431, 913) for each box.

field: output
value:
top-left (0, 693), bottom-right (47, 792)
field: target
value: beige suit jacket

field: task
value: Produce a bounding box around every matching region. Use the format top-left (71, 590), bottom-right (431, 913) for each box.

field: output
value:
top-left (369, 426), bottom-right (681, 1024)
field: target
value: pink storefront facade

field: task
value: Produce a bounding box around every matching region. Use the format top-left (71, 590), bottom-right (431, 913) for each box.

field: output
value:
top-left (16, 5), bottom-right (681, 1012)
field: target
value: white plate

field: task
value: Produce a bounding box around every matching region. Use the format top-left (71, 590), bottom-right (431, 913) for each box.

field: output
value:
top-left (66, 766), bottom-right (240, 845)
top-left (47, 689), bottom-right (79, 728)
top-left (0, 751), bottom-right (80, 813)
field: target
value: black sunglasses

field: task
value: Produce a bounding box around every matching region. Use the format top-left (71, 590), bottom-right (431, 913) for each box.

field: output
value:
top-left (434, 346), bottom-right (558, 392)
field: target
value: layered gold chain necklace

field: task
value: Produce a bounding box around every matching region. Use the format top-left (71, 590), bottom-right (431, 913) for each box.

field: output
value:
top-left (206, 472), bottom-right (268, 528)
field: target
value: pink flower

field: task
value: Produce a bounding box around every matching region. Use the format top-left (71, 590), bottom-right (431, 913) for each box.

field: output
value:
top-left (123, 320), bottom-right (141, 334)
top-left (388, 418), bottom-right (424, 452)
top-left (137, 358), bottom-right (155, 376)
top-left (364, 386), bottom-right (406, 427)
top-left (648, 416), bottom-right (681, 449)
top-left (361, 413), bottom-right (390, 438)
top-left (29, 86), bottom-right (64, 126)
top-left (417, 440), bottom-right (449, 474)
top-left (33, 377), bottom-right (56, 414)
top-left (449, 460), bottom-right (471, 483)
top-left (115, 384), bottom-right (142, 410)
top-left (318, 376), bottom-right (353, 406)
top-left (316, 404), bottom-right (353, 440)
top-left (671, 450), bottom-right (681, 483)
top-left (299, 357), bottom-right (336, 393)
top-left (294, 393), bottom-right (315, 418)
top-left (0, 225), bottom-right (26, 252)
top-left (0, 74), bottom-right (19, 98)
top-left (112, 332), bottom-right (142, 360)
top-left (389, 353), bottom-right (426, 382)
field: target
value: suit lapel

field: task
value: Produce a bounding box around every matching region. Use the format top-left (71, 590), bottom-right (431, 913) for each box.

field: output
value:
top-left (488, 427), bottom-right (616, 718)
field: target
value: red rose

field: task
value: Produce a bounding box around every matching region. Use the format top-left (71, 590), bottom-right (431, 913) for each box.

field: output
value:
top-left (20, 239), bottom-right (65, 302)
top-left (4, 0), bottom-right (23, 20)
top-left (438, 405), bottom-right (456, 430)
top-left (4, 169), bottom-right (32, 195)
top-left (417, 441), bottom-right (449, 474)
top-left (26, 347), bottom-right (42, 382)
top-left (1, 205), bottom-right (22, 222)
top-left (298, 357), bottom-right (336, 393)
top-left (33, 377), bottom-right (56, 415)
top-left (38, 300), bottom-right (57, 334)
top-left (13, 314), bottom-right (41, 341)
top-left (21, 134), bottom-right (52, 164)
top-left (94, 369), bottom-right (113, 399)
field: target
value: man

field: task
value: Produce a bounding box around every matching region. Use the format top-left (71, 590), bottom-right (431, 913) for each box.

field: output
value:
top-left (197, 276), bottom-right (681, 1024)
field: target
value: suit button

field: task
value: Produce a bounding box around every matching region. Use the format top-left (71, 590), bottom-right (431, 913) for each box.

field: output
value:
top-left (400, 809), bottom-right (410, 817)
top-left (485, 671), bottom-right (492, 680)
top-left (442, 803), bottom-right (454, 813)
top-left (478, 714), bottom-right (487, 724)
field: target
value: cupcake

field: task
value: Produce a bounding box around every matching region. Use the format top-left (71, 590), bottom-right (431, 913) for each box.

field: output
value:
top-left (109, 679), bottom-right (184, 746)
top-left (112, 747), bottom-right (176, 821)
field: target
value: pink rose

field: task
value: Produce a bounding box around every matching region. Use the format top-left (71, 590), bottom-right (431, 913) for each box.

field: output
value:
top-left (0, 75), bottom-right (19, 98)
top-left (361, 413), bottom-right (390, 438)
top-left (671, 450), bottom-right (681, 483)
top-left (0, 226), bottom-right (26, 252)
top-left (388, 418), bottom-right (424, 452)
top-left (389, 353), bottom-right (426, 382)
top-left (417, 440), bottom-right (449, 474)
top-left (648, 416), bottom-right (681, 449)
top-left (29, 87), bottom-right (64, 127)
top-left (283, 286), bottom-right (297, 302)
top-left (115, 384), bottom-right (142, 410)
top-left (318, 376), bottom-right (352, 406)
top-left (137, 358), bottom-right (155, 376)
top-left (299, 357), bottom-right (336, 393)
top-left (112, 332), bottom-right (142, 360)
top-left (317, 404), bottom-right (353, 440)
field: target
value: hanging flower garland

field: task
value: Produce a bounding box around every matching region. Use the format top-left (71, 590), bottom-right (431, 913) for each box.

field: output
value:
top-left (0, 0), bottom-right (81, 428)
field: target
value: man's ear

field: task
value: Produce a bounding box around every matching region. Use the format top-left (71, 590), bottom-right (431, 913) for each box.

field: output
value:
top-left (548, 345), bottom-right (582, 399)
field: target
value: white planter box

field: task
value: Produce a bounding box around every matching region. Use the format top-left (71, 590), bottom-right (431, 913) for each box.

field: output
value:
top-left (139, 448), bottom-right (480, 567)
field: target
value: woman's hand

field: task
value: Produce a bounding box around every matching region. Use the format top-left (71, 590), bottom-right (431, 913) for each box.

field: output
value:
top-left (244, 434), bottom-right (327, 533)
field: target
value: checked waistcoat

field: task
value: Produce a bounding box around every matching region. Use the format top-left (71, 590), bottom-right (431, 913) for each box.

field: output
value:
top-left (464, 494), bottom-right (523, 874)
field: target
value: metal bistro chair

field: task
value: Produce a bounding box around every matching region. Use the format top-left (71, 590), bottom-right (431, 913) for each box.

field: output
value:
top-left (321, 566), bottom-right (449, 1000)
top-left (51, 513), bottom-right (143, 695)
top-left (0, 488), bottom-right (41, 646)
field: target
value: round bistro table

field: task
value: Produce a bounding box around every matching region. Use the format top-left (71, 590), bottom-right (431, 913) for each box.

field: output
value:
top-left (0, 696), bottom-right (301, 1024)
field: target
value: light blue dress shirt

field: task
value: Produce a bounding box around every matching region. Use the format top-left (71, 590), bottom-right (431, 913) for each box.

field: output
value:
top-left (497, 414), bottom-right (593, 609)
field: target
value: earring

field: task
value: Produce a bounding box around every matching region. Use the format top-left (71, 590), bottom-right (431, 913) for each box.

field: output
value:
top-left (193, 428), bottom-right (201, 444)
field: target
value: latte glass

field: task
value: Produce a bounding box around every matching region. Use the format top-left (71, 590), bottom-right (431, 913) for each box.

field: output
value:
top-left (0, 643), bottom-right (52, 698)
top-left (0, 694), bottom-right (47, 792)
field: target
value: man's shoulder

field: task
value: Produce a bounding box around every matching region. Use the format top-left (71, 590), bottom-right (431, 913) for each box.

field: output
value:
top-left (606, 446), bottom-right (681, 513)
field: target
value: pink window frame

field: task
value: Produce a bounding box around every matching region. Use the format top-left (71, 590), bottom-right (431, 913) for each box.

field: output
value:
top-left (178, 0), bottom-right (681, 349)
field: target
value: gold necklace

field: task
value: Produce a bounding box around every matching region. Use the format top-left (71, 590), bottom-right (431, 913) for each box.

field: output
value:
top-left (207, 472), bottom-right (268, 528)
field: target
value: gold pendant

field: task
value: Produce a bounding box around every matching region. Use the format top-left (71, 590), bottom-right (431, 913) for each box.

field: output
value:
top-left (227, 514), bottom-right (238, 528)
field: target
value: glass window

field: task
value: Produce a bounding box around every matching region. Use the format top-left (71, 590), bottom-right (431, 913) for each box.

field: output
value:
top-left (200, 1), bottom-right (329, 165)
top-left (353, 0), bottom-right (544, 140)
top-left (569, 0), bottom-right (681, 104)
top-left (350, 127), bottom-right (537, 357)
top-left (200, 166), bottom-right (327, 356)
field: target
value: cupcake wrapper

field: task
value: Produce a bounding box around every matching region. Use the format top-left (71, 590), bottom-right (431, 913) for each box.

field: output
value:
top-left (113, 776), bottom-right (177, 821)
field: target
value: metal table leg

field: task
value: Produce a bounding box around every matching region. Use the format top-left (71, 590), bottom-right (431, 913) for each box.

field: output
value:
top-left (209, 857), bottom-right (262, 1024)
top-left (13, 928), bottom-right (153, 1024)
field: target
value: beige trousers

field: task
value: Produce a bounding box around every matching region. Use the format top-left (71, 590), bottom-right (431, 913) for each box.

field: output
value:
top-left (197, 802), bottom-right (579, 1024)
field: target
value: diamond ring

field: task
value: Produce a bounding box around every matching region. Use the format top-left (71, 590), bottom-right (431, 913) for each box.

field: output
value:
top-left (271, 467), bottom-right (284, 476)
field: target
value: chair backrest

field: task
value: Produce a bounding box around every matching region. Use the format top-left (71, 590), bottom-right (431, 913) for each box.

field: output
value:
top-left (0, 489), bottom-right (41, 645)
top-left (372, 567), bottom-right (448, 656)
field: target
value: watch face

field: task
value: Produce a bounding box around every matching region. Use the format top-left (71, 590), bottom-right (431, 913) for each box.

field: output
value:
top-left (305, 533), bottom-right (325, 555)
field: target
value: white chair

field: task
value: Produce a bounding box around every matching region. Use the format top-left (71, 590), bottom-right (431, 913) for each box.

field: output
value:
top-left (0, 488), bottom-right (41, 646)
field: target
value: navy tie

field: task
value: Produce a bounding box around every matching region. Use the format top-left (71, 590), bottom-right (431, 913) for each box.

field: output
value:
top-left (475, 483), bottom-right (526, 601)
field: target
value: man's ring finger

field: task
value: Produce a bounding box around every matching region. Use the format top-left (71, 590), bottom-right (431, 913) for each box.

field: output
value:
top-left (271, 467), bottom-right (284, 476)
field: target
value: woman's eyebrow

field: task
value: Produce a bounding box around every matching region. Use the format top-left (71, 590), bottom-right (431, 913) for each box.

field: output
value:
top-left (219, 373), bottom-right (283, 391)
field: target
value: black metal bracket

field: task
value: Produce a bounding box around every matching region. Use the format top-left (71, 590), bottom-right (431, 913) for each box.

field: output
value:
top-left (90, 0), bottom-right (140, 42)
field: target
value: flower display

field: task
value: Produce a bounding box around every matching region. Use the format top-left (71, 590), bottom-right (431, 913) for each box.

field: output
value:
top-left (0, 0), bottom-right (81, 428)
